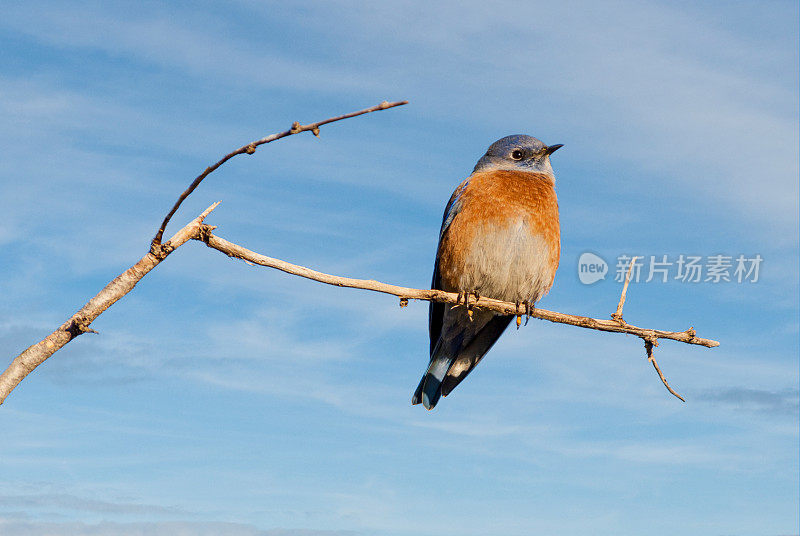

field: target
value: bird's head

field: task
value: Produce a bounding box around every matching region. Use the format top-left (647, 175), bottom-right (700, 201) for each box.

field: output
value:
top-left (473, 134), bottom-right (563, 177)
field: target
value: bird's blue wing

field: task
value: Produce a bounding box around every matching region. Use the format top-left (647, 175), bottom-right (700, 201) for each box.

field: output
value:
top-left (413, 180), bottom-right (473, 408)
top-left (428, 179), bottom-right (469, 353)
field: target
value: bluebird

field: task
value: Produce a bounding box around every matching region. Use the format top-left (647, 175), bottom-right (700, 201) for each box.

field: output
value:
top-left (412, 135), bottom-right (562, 410)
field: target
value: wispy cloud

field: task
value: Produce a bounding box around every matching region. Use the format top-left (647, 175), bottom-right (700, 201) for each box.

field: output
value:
top-left (0, 4), bottom-right (375, 94)
top-left (698, 387), bottom-right (799, 416)
top-left (0, 519), bottom-right (357, 536)
top-left (0, 492), bottom-right (183, 516)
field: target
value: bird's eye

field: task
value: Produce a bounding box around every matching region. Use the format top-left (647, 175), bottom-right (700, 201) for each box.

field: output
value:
top-left (511, 149), bottom-right (524, 160)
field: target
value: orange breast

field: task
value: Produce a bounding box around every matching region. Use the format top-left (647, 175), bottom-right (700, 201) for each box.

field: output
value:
top-left (437, 170), bottom-right (561, 301)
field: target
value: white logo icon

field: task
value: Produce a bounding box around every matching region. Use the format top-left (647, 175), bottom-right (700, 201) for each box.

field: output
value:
top-left (578, 252), bottom-right (608, 285)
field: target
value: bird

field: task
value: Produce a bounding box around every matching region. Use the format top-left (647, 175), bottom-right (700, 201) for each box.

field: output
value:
top-left (412, 134), bottom-right (562, 410)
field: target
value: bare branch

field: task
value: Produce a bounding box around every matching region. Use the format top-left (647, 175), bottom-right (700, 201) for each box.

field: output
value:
top-left (0, 203), bottom-right (219, 406)
top-left (200, 233), bottom-right (720, 349)
top-left (645, 338), bottom-right (686, 402)
top-left (1, 100), bottom-right (717, 406)
top-left (150, 100), bottom-right (408, 250)
top-left (611, 256), bottom-right (638, 323)
top-left (1, 101), bottom-right (409, 406)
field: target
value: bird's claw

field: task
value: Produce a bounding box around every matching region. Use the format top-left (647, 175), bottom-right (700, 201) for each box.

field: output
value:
top-left (467, 290), bottom-right (480, 321)
top-left (457, 290), bottom-right (480, 321)
top-left (524, 301), bottom-right (535, 326)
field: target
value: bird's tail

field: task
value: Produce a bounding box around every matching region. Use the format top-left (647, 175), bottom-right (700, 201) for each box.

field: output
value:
top-left (411, 353), bottom-right (452, 410)
top-left (412, 314), bottom-right (514, 410)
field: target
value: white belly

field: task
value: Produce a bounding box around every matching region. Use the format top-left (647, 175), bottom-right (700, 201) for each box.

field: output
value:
top-left (458, 219), bottom-right (554, 303)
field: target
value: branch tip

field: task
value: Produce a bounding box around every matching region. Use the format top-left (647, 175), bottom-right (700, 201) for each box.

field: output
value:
top-left (198, 201), bottom-right (221, 222)
top-left (613, 256), bottom-right (639, 321)
top-left (644, 338), bottom-right (685, 402)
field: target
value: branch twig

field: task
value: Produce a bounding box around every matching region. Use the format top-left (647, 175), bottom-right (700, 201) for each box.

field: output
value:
top-left (607, 256), bottom-right (688, 399)
top-left (150, 100), bottom-right (408, 250)
top-left (645, 338), bottom-right (686, 402)
top-left (611, 256), bottom-right (638, 323)
top-left (200, 233), bottom-right (720, 349)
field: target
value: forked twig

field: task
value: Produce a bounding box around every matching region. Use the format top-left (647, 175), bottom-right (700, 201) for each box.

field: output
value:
top-left (608, 256), bottom-right (687, 400)
top-left (1, 101), bottom-right (408, 405)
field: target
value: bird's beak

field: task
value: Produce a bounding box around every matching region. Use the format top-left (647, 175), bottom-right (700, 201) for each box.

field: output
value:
top-left (544, 144), bottom-right (564, 156)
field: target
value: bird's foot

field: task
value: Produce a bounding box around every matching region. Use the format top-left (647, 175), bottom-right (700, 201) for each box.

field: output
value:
top-left (515, 301), bottom-right (523, 329)
top-left (524, 301), bottom-right (535, 326)
top-left (456, 290), bottom-right (480, 321)
top-left (467, 291), bottom-right (480, 320)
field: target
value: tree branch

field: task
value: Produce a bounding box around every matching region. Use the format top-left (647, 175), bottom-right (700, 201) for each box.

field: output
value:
top-left (607, 257), bottom-right (688, 400)
top-left (1, 98), bottom-right (718, 407)
top-left (150, 100), bottom-right (408, 250)
top-left (199, 232), bottom-right (720, 349)
top-left (0, 203), bottom-right (220, 405)
top-left (0, 100), bottom-right (408, 406)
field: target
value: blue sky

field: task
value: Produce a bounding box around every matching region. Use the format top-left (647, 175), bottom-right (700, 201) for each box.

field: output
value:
top-left (0, 1), bottom-right (797, 535)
